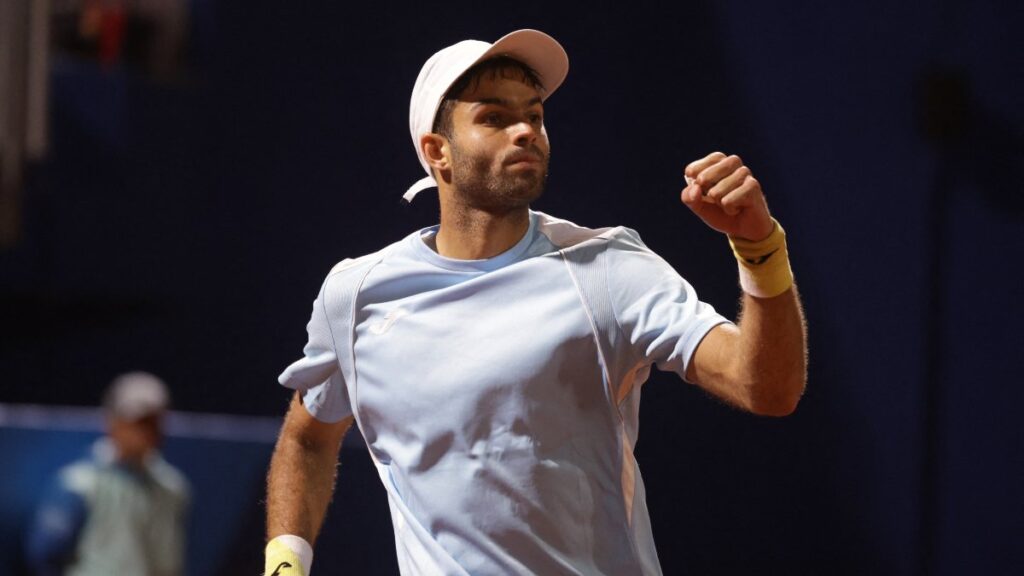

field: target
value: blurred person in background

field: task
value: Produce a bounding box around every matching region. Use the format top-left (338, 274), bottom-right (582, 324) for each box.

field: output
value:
top-left (25, 372), bottom-right (190, 576)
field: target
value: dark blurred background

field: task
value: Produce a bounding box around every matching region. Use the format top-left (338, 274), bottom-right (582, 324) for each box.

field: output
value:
top-left (1, 0), bottom-right (1022, 574)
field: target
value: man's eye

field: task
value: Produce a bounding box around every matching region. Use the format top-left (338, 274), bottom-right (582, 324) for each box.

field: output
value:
top-left (484, 113), bottom-right (502, 125)
top-left (529, 113), bottom-right (543, 124)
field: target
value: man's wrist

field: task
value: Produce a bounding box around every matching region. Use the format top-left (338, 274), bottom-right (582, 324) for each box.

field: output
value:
top-left (728, 217), bottom-right (794, 298)
top-left (265, 535), bottom-right (313, 576)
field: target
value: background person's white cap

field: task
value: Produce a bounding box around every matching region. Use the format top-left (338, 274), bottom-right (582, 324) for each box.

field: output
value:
top-left (103, 371), bottom-right (170, 420)
top-left (404, 29), bottom-right (569, 202)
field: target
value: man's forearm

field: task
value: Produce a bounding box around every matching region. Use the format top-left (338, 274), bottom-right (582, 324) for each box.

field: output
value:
top-left (734, 285), bottom-right (807, 415)
top-left (266, 398), bottom-right (349, 543)
top-left (266, 439), bottom-right (336, 542)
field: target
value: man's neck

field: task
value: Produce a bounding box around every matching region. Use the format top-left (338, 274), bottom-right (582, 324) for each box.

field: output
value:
top-left (435, 202), bottom-right (531, 260)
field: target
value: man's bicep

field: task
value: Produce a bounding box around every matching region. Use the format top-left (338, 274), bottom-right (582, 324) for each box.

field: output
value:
top-left (268, 394), bottom-right (354, 543)
top-left (686, 323), bottom-right (751, 410)
top-left (603, 230), bottom-right (730, 378)
top-left (282, 393), bottom-right (354, 450)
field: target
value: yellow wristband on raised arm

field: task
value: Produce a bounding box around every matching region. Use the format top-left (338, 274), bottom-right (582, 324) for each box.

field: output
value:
top-left (728, 218), bottom-right (794, 298)
top-left (265, 535), bottom-right (312, 576)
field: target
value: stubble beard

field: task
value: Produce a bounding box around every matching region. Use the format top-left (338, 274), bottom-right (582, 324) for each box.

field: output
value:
top-left (449, 140), bottom-right (549, 214)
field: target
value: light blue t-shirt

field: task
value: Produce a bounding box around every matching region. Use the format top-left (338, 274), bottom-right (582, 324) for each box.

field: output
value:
top-left (279, 210), bottom-right (729, 575)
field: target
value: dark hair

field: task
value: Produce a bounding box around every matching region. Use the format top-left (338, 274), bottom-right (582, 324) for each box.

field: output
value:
top-left (431, 56), bottom-right (543, 139)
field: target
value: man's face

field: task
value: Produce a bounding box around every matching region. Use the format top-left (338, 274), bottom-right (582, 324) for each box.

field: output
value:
top-left (445, 71), bottom-right (550, 212)
top-left (109, 412), bottom-right (164, 465)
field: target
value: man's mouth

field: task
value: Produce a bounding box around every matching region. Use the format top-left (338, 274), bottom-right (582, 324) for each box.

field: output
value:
top-left (504, 152), bottom-right (543, 166)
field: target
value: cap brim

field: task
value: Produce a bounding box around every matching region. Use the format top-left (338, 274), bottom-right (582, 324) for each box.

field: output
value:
top-left (478, 29), bottom-right (569, 100)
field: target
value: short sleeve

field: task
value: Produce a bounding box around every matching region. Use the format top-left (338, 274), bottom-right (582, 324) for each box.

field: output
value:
top-left (278, 280), bottom-right (353, 423)
top-left (605, 228), bottom-right (731, 381)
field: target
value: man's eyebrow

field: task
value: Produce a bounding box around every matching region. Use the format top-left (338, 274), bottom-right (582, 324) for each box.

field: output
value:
top-left (469, 96), bottom-right (544, 110)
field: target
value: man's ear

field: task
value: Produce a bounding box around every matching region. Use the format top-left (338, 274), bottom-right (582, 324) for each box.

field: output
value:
top-left (420, 133), bottom-right (450, 173)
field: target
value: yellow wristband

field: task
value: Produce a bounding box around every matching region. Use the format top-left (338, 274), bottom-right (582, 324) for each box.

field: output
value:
top-left (728, 218), bottom-right (794, 298)
top-left (265, 536), bottom-right (311, 576)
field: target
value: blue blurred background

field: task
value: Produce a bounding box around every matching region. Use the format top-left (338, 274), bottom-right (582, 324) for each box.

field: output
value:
top-left (1, 0), bottom-right (1021, 574)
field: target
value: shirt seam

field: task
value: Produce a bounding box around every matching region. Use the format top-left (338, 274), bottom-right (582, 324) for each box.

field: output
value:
top-left (602, 234), bottom-right (645, 392)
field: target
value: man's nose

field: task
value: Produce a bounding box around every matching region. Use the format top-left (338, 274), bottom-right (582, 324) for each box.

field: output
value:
top-left (510, 121), bottom-right (538, 146)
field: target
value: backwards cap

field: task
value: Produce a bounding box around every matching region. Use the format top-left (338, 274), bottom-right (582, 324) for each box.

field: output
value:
top-left (404, 29), bottom-right (569, 202)
top-left (103, 372), bottom-right (170, 420)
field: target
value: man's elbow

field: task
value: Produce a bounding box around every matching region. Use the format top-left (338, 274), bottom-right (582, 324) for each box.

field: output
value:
top-left (747, 375), bottom-right (805, 417)
top-left (751, 396), bottom-right (800, 417)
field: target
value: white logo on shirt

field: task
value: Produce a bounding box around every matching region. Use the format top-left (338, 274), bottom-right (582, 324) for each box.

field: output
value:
top-left (369, 307), bottom-right (409, 335)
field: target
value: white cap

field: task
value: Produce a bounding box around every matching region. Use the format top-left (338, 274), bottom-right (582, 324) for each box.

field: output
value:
top-left (103, 372), bottom-right (170, 420)
top-left (404, 29), bottom-right (569, 202)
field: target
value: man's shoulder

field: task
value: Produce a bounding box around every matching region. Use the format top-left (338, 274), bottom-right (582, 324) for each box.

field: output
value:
top-left (55, 438), bottom-right (114, 494)
top-left (534, 211), bottom-right (646, 253)
top-left (57, 459), bottom-right (100, 496)
top-left (325, 252), bottom-right (383, 279)
top-left (320, 236), bottom-right (408, 288)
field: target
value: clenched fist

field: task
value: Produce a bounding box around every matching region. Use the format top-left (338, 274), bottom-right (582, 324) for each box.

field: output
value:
top-left (681, 152), bottom-right (774, 242)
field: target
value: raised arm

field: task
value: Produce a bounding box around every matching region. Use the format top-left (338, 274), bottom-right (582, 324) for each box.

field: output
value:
top-left (681, 152), bottom-right (807, 416)
top-left (266, 393), bottom-right (353, 575)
